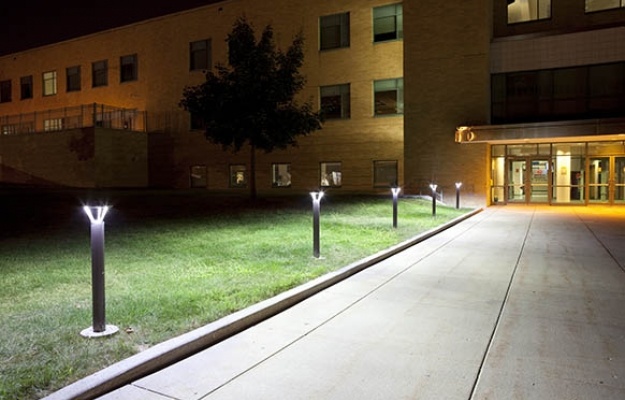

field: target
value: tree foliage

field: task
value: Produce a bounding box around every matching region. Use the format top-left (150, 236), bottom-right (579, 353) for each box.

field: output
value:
top-left (179, 17), bottom-right (322, 197)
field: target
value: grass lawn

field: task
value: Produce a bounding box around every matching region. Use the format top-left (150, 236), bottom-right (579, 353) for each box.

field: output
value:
top-left (0, 189), bottom-right (471, 399)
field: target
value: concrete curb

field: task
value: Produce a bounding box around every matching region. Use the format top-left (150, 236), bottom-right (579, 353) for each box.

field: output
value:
top-left (43, 208), bottom-right (483, 400)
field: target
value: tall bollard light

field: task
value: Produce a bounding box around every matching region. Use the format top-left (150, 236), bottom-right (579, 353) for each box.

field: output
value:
top-left (455, 182), bottom-right (463, 209)
top-left (310, 191), bottom-right (324, 258)
top-left (81, 206), bottom-right (119, 338)
top-left (391, 186), bottom-right (401, 228)
top-left (429, 184), bottom-right (438, 216)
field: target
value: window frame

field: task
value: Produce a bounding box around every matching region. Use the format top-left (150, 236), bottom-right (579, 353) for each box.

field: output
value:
top-left (44, 118), bottom-right (63, 132)
top-left (373, 3), bottom-right (403, 43)
top-left (320, 83), bottom-right (351, 119)
top-left (92, 60), bottom-right (108, 87)
top-left (42, 71), bottom-right (57, 96)
top-left (373, 160), bottom-right (399, 188)
top-left (66, 65), bottom-right (81, 92)
top-left (190, 39), bottom-right (211, 71)
top-left (0, 80), bottom-right (11, 103)
top-left (120, 54), bottom-right (138, 83)
top-left (320, 161), bottom-right (342, 188)
top-left (20, 76), bottom-right (33, 100)
top-left (229, 164), bottom-right (248, 188)
top-left (374, 78), bottom-right (404, 116)
top-left (190, 165), bottom-right (208, 188)
top-left (272, 163), bottom-right (292, 188)
top-left (319, 12), bottom-right (350, 50)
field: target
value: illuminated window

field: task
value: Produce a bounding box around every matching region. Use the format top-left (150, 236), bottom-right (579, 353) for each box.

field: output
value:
top-left (320, 84), bottom-right (350, 119)
top-left (373, 4), bottom-right (403, 42)
top-left (507, 0), bottom-right (551, 24)
top-left (272, 163), bottom-right (292, 187)
top-left (20, 76), bottom-right (33, 99)
top-left (44, 118), bottom-right (63, 132)
top-left (190, 165), bottom-right (207, 188)
top-left (320, 12), bottom-right (350, 50)
top-left (120, 54), bottom-right (138, 82)
top-left (2, 124), bottom-right (17, 135)
top-left (230, 164), bottom-right (247, 187)
top-left (0, 80), bottom-right (11, 103)
top-left (190, 39), bottom-right (211, 71)
top-left (66, 66), bottom-right (81, 92)
top-left (374, 78), bottom-right (404, 115)
top-left (373, 160), bottom-right (398, 187)
top-left (92, 60), bottom-right (108, 87)
top-left (586, 0), bottom-right (625, 12)
top-left (320, 162), bottom-right (342, 187)
top-left (43, 71), bottom-right (57, 96)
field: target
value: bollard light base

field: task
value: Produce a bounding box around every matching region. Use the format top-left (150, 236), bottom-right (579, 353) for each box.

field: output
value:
top-left (80, 324), bottom-right (120, 338)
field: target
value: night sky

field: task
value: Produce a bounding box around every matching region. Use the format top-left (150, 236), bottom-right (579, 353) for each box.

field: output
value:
top-left (0, 0), bottom-right (222, 56)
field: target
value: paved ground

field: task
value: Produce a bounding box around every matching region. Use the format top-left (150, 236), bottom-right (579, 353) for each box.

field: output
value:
top-left (77, 206), bottom-right (625, 399)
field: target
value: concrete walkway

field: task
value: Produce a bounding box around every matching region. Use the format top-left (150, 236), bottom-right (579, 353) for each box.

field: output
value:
top-left (92, 206), bottom-right (625, 399)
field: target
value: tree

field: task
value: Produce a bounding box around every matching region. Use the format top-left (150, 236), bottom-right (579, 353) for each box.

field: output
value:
top-left (179, 17), bottom-right (323, 199)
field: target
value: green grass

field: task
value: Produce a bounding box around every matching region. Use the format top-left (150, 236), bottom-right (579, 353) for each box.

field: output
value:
top-left (0, 190), bottom-right (470, 399)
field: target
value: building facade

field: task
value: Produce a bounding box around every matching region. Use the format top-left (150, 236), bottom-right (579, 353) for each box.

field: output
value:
top-left (1, 0), bottom-right (625, 206)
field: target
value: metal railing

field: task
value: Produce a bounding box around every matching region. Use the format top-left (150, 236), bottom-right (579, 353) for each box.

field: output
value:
top-left (0, 103), bottom-right (147, 135)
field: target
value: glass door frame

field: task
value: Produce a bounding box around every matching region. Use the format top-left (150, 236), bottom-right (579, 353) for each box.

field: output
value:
top-left (506, 157), bottom-right (552, 204)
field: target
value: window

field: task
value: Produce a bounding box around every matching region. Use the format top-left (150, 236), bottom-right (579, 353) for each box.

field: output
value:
top-left (120, 54), bottom-right (138, 82)
top-left (43, 71), bottom-right (57, 96)
top-left (92, 60), bottom-right (108, 87)
top-left (320, 12), bottom-right (350, 50)
top-left (66, 66), bottom-right (81, 92)
top-left (190, 39), bottom-right (211, 71)
top-left (320, 84), bottom-right (350, 119)
top-left (374, 160), bottom-right (398, 187)
top-left (20, 76), bottom-right (33, 99)
top-left (272, 163), bottom-right (292, 187)
top-left (508, 0), bottom-right (551, 24)
top-left (230, 164), bottom-right (247, 187)
top-left (44, 118), bottom-right (63, 132)
top-left (374, 78), bottom-right (404, 115)
top-left (586, 0), bottom-right (625, 12)
top-left (373, 4), bottom-right (403, 42)
top-left (0, 80), bottom-right (11, 103)
top-left (2, 124), bottom-right (17, 135)
top-left (320, 162), bottom-right (342, 187)
top-left (190, 165), bottom-right (207, 188)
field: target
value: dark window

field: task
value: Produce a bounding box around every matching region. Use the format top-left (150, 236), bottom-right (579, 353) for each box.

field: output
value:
top-left (190, 39), bottom-right (211, 71)
top-left (0, 80), bottom-right (11, 103)
top-left (190, 165), bottom-right (207, 188)
top-left (320, 12), bottom-right (350, 50)
top-left (492, 62), bottom-right (625, 123)
top-left (20, 76), bottom-right (33, 99)
top-left (66, 66), bottom-right (81, 92)
top-left (373, 4), bottom-right (403, 42)
top-left (120, 54), bottom-right (138, 82)
top-left (374, 78), bottom-right (404, 115)
top-left (373, 160), bottom-right (398, 187)
top-left (320, 84), bottom-right (350, 119)
top-left (92, 60), bottom-right (108, 87)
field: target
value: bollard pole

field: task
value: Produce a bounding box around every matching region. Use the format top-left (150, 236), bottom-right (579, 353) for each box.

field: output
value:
top-left (81, 206), bottom-right (119, 338)
top-left (310, 192), bottom-right (324, 258)
top-left (455, 182), bottom-right (462, 209)
top-left (429, 184), bottom-right (437, 216)
top-left (391, 187), bottom-right (401, 228)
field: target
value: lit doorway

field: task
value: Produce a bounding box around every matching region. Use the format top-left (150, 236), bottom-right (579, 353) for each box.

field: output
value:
top-left (507, 158), bottom-right (550, 203)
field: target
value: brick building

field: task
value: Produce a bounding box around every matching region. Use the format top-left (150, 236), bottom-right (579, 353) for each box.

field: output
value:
top-left (1, 0), bottom-right (625, 206)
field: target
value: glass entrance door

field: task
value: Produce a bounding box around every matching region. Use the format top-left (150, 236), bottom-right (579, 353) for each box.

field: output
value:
top-left (507, 158), bottom-right (550, 203)
top-left (589, 157), bottom-right (610, 203)
top-left (616, 157), bottom-right (625, 204)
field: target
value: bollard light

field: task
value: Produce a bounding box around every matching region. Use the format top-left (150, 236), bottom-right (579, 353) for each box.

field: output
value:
top-left (429, 184), bottom-right (438, 216)
top-left (310, 191), bottom-right (324, 258)
top-left (80, 205), bottom-right (119, 338)
top-left (455, 182), bottom-right (463, 209)
top-left (391, 186), bottom-right (401, 228)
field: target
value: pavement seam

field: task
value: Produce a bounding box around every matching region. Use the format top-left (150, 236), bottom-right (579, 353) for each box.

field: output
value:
top-left (468, 207), bottom-right (536, 400)
top-left (574, 209), bottom-right (625, 274)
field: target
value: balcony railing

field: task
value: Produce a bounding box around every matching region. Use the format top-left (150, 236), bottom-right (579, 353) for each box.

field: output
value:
top-left (0, 103), bottom-right (147, 135)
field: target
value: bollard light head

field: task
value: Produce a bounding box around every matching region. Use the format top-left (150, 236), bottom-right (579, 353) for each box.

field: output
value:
top-left (310, 191), bottom-right (324, 202)
top-left (391, 187), bottom-right (401, 196)
top-left (83, 205), bottom-right (110, 224)
top-left (455, 182), bottom-right (463, 189)
top-left (429, 184), bottom-right (438, 192)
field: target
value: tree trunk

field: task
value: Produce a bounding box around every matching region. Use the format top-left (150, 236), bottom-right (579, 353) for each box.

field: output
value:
top-left (250, 144), bottom-right (257, 200)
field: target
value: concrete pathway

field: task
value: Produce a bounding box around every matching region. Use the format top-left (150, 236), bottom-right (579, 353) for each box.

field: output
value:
top-left (95, 206), bottom-right (625, 399)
